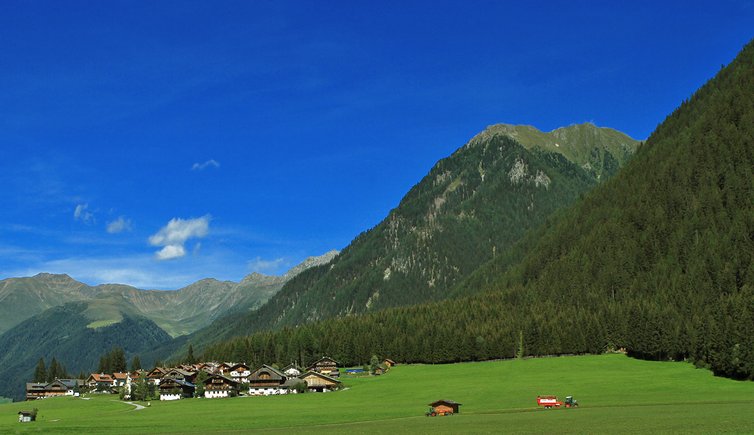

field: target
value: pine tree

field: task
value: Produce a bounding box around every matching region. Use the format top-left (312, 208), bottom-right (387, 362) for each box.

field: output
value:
top-left (194, 370), bottom-right (208, 398)
top-left (47, 357), bottom-right (59, 383)
top-left (34, 358), bottom-right (47, 383)
top-left (186, 344), bottom-right (196, 364)
top-left (130, 355), bottom-right (142, 371)
top-left (112, 347), bottom-right (127, 373)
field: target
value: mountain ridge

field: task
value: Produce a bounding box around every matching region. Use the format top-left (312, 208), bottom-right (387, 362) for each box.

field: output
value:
top-left (174, 122), bottom-right (638, 352)
top-left (0, 250), bottom-right (339, 337)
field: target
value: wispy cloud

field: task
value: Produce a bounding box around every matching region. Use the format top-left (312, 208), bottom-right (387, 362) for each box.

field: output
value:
top-left (247, 256), bottom-right (287, 274)
top-left (73, 203), bottom-right (95, 224)
top-left (106, 216), bottom-right (132, 234)
top-left (191, 159), bottom-right (220, 171)
top-left (149, 215), bottom-right (210, 260)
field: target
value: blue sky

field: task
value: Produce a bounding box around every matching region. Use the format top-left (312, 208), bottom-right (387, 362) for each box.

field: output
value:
top-left (1, 1), bottom-right (752, 289)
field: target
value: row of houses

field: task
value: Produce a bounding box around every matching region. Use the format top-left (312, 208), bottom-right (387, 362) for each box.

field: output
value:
top-left (26, 356), bottom-right (355, 401)
top-left (25, 379), bottom-right (84, 400)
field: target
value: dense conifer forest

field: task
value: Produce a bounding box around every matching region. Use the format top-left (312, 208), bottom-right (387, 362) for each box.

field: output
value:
top-left (200, 39), bottom-right (754, 380)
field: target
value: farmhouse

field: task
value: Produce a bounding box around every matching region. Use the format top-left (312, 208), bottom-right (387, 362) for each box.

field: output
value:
top-left (25, 379), bottom-right (83, 400)
top-left (25, 383), bottom-right (47, 400)
top-left (307, 356), bottom-right (339, 377)
top-left (299, 371), bottom-right (341, 393)
top-left (146, 367), bottom-right (168, 385)
top-left (44, 379), bottom-right (70, 397)
top-left (163, 368), bottom-right (197, 384)
top-left (228, 363), bottom-right (251, 383)
top-left (248, 365), bottom-right (289, 395)
top-left (85, 373), bottom-right (114, 391)
top-left (112, 372), bottom-right (129, 387)
top-left (203, 374), bottom-right (238, 399)
top-left (159, 378), bottom-right (195, 401)
top-left (216, 362), bottom-right (232, 375)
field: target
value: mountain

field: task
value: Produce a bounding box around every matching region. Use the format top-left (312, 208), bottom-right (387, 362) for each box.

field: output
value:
top-left (183, 123), bottom-right (637, 347)
top-left (0, 251), bottom-right (338, 337)
top-left (0, 301), bottom-right (172, 401)
top-left (200, 39), bottom-right (754, 380)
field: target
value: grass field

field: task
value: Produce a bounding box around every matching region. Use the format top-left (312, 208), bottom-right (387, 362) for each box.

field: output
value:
top-left (2, 354), bottom-right (754, 434)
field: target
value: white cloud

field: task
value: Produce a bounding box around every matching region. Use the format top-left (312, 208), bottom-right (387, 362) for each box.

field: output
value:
top-left (106, 216), bottom-right (132, 234)
top-left (191, 159), bottom-right (220, 171)
top-left (149, 215), bottom-right (210, 261)
top-left (155, 244), bottom-right (186, 260)
top-left (247, 256), bottom-right (286, 274)
top-left (73, 203), bottom-right (95, 223)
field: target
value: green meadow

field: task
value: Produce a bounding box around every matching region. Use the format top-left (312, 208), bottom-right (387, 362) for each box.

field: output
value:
top-left (3, 354), bottom-right (754, 434)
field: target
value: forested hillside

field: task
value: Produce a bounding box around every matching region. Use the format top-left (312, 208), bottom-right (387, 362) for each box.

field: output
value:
top-left (192, 123), bottom-right (636, 346)
top-left (200, 39), bottom-right (754, 381)
top-left (0, 302), bottom-right (172, 400)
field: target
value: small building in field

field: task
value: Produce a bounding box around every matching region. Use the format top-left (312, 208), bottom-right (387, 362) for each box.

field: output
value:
top-left (159, 378), bottom-right (195, 401)
top-left (248, 365), bottom-right (289, 395)
top-left (307, 357), bottom-right (339, 376)
top-left (383, 358), bottom-right (396, 367)
top-left (428, 400), bottom-right (462, 414)
top-left (203, 374), bottom-right (238, 399)
top-left (299, 371), bottom-right (341, 393)
top-left (18, 410), bottom-right (36, 423)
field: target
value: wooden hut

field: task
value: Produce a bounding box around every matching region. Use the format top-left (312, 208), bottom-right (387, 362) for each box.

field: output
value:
top-left (18, 410), bottom-right (36, 423)
top-left (428, 400), bottom-right (462, 415)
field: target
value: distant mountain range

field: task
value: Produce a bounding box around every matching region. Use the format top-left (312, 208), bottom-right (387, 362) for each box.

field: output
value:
top-left (0, 250), bottom-right (338, 337)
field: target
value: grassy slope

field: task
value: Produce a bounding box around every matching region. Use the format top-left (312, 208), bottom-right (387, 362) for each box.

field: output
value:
top-left (3, 354), bottom-right (754, 434)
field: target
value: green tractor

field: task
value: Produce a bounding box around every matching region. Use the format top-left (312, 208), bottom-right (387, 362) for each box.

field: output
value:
top-left (564, 396), bottom-right (578, 408)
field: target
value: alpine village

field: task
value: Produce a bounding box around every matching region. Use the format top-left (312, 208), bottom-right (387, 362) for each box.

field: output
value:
top-left (3, 3), bottom-right (754, 433)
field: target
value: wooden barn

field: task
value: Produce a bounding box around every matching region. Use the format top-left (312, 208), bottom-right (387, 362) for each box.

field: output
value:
top-left (429, 400), bottom-right (462, 415)
top-left (299, 371), bottom-right (341, 393)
